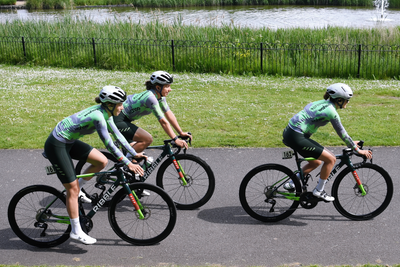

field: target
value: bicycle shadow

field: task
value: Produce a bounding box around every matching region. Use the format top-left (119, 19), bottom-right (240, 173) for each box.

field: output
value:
top-left (196, 206), bottom-right (349, 226)
top-left (2, 227), bottom-right (156, 252)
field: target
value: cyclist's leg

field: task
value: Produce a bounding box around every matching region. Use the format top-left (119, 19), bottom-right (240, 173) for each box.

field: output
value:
top-left (44, 135), bottom-right (96, 244)
top-left (283, 126), bottom-right (335, 201)
top-left (114, 113), bottom-right (151, 153)
top-left (70, 141), bottom-right (107, 203)
top-left (312, 149), bottom-right (336, 201)
top-left (317, 149), bottom-right (336, 181)
top-left (75, 147), bottom-right (108, 176)
top-left (301, 159), bottom-right (322, 176)
top-left (131, 128), bottom-right (153, 153)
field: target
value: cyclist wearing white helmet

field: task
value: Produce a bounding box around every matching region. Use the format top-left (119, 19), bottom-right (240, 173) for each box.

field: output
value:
top-left (44, 86), bottom-right (145, 245)
top-left (282, 83), bottom-right (372, 202)
top-left (114, 71), bottom-right (192, 154)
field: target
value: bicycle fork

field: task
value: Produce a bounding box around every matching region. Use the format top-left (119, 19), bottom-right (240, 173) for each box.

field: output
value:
top-left (351, 170), bottom-right (367, 196)
top-left (173, 158), bottom-right (188, 186)
top-left (123, 184), bottom-right (145, 219)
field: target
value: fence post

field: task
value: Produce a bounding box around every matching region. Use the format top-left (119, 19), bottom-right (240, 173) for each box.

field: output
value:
top-left (21, 36), bottom-right (26, 60)
top-left (171, 40), bottom-right (175, 71)
top-left (357, 44), bottom-right (361, 78)
top-left (260, 42), bottom-right (263, 73)
top-left (92, 38), bottom-right (96, 66)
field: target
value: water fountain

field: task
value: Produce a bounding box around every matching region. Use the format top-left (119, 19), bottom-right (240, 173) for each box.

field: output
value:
top-left (373, 0), bottom-right (389, 21)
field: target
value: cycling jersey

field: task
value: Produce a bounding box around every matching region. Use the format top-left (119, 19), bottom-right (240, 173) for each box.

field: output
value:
top-left (52, 104), bottom-right (137, 165)
top-left (122, 89), bottom-right (170, 121)
top-left (288, 99), bottom-right (357, 150)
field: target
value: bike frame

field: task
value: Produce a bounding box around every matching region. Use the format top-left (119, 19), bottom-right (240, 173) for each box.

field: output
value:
top-left (132, 141), bottom-right (188, 186)
top-left (38, 166), bottom-right (145, 226)
top-left (276, 148), bottom-right (367, 201)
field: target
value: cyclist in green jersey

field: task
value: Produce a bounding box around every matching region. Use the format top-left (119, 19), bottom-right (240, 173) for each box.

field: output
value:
top-left (282, 83), bottom-right (372, 202)
top-left (114, 71), bottom-right (191, 155)
top-left (44, 86), bottom-right (145, 245)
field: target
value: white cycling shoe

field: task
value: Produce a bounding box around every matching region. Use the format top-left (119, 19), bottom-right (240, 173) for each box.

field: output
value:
top-left (283, 180), bottom-right (295, 190)
top-left (78, 190), bottom-right (92, 203)
top-left (70, 232), bottom-right (97, 245)
top-left (313, 188), bottom-right (335, 202)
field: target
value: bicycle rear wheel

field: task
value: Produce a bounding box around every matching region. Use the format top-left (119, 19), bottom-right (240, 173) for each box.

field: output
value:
top-left (239, 164), bottom-right (301, 222)
top-left (108, 182), bottom-right (177, 245)
top-left (331, 163), bottom-right (393, 220)
top-left (156, 154), bottom-right (215, 210)
top-left (8, 185), bottom-right (70, 248)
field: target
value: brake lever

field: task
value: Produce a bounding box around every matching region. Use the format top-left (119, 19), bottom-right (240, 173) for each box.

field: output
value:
top-left (178, 132), bottom-right (192, 154)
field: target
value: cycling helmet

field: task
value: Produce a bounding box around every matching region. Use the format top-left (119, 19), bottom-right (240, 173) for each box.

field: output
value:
top-left (326, 83), bottom-right (353, 100)
top-left (150, 71), bottom-right (173, 85)
top-left (99, 86), bottom-right (126, 104)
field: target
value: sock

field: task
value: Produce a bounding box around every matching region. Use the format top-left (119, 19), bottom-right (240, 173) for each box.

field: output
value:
top-left (315, 178), bottom-right (327, 191)
top-left (78, 178), bottom-right (88, 189)
top-left (70, 217), bottom-right (82, 235)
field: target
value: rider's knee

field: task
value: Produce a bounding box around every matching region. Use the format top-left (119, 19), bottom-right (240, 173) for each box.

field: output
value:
top-left (145, 135), bottom-right (153, 146)
top-left (325, 155), bottom-right (336, 165)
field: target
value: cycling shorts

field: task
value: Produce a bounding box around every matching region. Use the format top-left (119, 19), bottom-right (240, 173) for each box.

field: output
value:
top-left (44, 134), bottom-right (93, 184)
top-left (282, 125), bottom-right (324, 159)
top-left (113, 112), bottom-right (139, 142)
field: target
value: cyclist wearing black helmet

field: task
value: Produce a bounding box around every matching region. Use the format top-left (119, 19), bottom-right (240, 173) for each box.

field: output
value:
top-left (114, 71), bottom-right (192, 154)
top-left (44, 86), bottom-right (145, 245)
top-left (282, 83), bottom-right (372, 202)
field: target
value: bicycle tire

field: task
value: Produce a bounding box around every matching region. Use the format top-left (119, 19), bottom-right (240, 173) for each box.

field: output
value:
top-left (156, 154), bottom-right (215, 210)
top-left (239, 164), bottom-right (301, 222)
top-left (8, 185), bottom-right (71, 248)
top-left (108, 182), bottom-right (177, 245)
top-left (331, 163), bottom-right (393, 220)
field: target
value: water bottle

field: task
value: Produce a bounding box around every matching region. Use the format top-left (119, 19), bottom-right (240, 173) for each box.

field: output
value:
top-left (143, 157), bottom-right (154, 170)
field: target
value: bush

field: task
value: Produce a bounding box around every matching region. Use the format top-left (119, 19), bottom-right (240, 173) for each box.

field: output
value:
top-left (26, 0), bottom-right (72, 8)
top-left (0, 0), bottom-right (17, 5)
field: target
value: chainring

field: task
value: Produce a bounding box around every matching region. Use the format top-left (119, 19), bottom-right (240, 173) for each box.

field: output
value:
top-left (299, 191), bottom-right (320, 209)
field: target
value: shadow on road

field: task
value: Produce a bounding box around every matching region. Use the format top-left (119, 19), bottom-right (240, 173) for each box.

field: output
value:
top-left (197, 206), bottom-right (348, 225)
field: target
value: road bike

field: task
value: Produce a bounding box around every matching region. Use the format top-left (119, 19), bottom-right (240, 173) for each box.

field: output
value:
top-left (75, 135), bottom-right (215, 210)
top-left (239, 141), bottom-right (393, 222)
top-left (8, 153), bottom-right (177, 248)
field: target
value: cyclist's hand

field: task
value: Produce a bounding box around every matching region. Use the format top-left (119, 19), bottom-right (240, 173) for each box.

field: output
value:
top-left (358, 149), bottom-right (372, 159)
top-left (127, 162), bottom-right (144, 176)
top-left (180, 132), bottom-right (193, 141)
top-left (133, 152), bottom-right (147, 161)
top-left (175, 139), bottom-right (189, 149)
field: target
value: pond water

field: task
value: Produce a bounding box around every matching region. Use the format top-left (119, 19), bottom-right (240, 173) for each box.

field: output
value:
top-left (1, 5), bottom-right (400, 29)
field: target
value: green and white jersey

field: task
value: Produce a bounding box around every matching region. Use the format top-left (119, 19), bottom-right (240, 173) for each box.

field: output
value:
top-left (122, 89), bottom-right (170, 121)
top-left (288, 99), bottom-right (357, 150)
top-left (52, 105), bottom-right (137, 165)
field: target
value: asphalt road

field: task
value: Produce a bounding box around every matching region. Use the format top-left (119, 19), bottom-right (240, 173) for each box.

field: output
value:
top-left (1, 147), bottom-right (399, 266)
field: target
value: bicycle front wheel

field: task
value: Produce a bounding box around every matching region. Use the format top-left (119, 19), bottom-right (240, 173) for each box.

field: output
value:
top-left (156, 154), bottom-right (215, 210)
top-left (8, 185), bottom-right (70, 248)
top-left (332, 163), bottom-right (393, 220)
top-left (108, 182), bottom-right (177, 245)
top-left (239, 164), bottom-right (301, 222)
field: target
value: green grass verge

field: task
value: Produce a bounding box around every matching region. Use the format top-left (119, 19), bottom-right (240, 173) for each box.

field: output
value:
top-left (1, 64), bottom-right (399, 149)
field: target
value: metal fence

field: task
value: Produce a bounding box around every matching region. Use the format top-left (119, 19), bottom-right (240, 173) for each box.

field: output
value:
top-left (0, 36), bottom-right (399, 79)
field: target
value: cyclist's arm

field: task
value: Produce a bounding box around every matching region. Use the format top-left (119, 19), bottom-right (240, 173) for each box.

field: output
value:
top-left (164, 110), bottom-right (191, 138)
top-left (158, 116), bottom-right (178, 139)
top-left (106, 117), bottom-right (139, 158)
top-left (330, 117), bottom-right (360, 153)
top-left (94, 114), bottom-right (132, 165)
